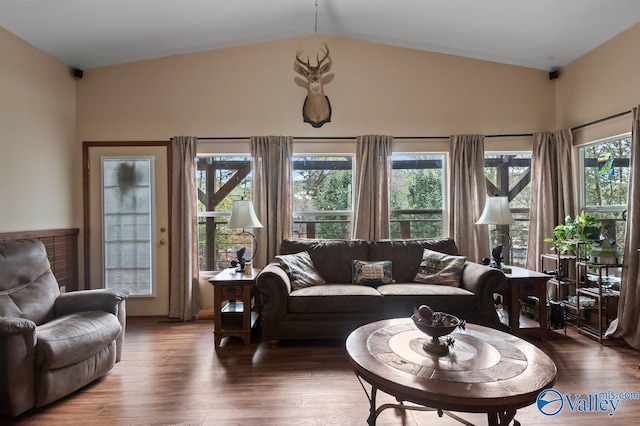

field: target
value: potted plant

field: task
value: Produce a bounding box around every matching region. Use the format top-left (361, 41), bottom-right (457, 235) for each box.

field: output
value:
top-left (575, 211), bottom-right (602, 240)
top-left (544, 212), bottom-right (601, 258)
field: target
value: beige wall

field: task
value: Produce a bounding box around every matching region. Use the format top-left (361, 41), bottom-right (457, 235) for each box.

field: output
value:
top-left (77, 35), bottom-right (555, 150)
top-left (0, 27), bottom-right (77, 233)
top-left (556, 22), bottom-right (640, 145)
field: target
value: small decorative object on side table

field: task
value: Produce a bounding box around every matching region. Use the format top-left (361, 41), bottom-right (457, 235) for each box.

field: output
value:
top-left (209, 267), bottom-right (260, 347)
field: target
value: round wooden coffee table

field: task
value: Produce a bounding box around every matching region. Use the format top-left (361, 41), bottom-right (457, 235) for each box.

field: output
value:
top-left (346, 318), bottom-right (556, 426)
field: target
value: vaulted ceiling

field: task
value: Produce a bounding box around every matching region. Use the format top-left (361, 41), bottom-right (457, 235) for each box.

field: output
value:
top-left (1, 0), bottom-right (640, 71)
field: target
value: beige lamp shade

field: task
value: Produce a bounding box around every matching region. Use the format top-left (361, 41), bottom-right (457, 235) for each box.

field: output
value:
top-left (476, 196), bottom-right (515, 225)
top-left (225, 200), bottom-right (263, 229)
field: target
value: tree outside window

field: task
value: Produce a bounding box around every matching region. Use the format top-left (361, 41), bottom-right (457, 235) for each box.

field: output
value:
top-left (580, 134), bottom-right (631, 255)
top-left (390, 154), bottom-right (445, 238)
top-left (293, 156), bottom-right (353, 239)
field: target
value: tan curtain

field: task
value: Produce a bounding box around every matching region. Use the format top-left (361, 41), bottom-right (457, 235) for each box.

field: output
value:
top-left (449, 134), bottom-right (488, 262)
top-left (606, 106), bottom-right (640, 348)
top-left (251, 136), bottom-right (293, 268)
top-left (525, 130), bottom-right (575, 271)
top-left (352, 135), bottom-right (393, 240)
top-left (169, 136), bottom-right (201, 320)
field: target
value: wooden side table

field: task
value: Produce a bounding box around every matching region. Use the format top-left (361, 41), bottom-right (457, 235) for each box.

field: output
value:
top-left (209, 267), bottom-right (259, 347)
top-left (500, 265), bottom-right (552, 341)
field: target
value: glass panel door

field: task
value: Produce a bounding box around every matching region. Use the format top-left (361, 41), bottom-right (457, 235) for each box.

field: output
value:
top-left (101, 157), bottom-right (155, 296)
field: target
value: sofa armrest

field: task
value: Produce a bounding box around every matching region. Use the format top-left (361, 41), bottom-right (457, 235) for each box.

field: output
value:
top-left (0, 317), bottom-right (37, 416)
top-left (54, 288), bottom-right (129, 362)
top-left (460, 262), bottom-right (506, 327)
top-left (255, 262), bottom-right (292, 341)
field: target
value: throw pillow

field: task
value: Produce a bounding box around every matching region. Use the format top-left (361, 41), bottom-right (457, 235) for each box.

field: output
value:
top-left (414, 248), bottom-right (466, 287)
top-left (352, 260), bottom-right (395, 287)
top-left (275, 251), bottom-right (326, 291)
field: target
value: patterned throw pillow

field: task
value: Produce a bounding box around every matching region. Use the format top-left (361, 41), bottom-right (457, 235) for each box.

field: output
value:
top-left (275, 251), bottom-right (326, 291)
top-left (413, 248), bottom-right (467, 287)
top-left (352, 260), bottom-right (395, 287)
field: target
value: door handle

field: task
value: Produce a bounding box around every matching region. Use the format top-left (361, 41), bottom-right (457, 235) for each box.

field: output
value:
top-left (159, 239), bottom-right (167, 245)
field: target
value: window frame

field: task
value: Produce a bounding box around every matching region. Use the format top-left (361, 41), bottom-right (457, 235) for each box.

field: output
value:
top-left (483, 152), bottom-right (533, 267)
top-left (579, 132), bottom-right (631, 214)
top-left (578, 133), bottom-right (631, 255)
top-left (292, 154), bottom-right (355, 239)
top-left (390, 152), bottom-right (447, 239)
top-left (196, 154), bottom-right (253, 274)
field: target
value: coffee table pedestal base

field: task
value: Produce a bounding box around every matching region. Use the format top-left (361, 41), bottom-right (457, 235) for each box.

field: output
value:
top-left (355, 373), bottom-right (520, 426)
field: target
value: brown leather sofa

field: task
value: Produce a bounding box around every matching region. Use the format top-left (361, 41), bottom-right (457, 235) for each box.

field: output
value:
top-left (256, 238), bottom-right (505, 347)
top-left (0, 239), bottom-right (128, 417)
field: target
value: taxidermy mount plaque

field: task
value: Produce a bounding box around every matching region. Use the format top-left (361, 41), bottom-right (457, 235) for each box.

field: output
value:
top-left (294, 40), bottom-right (334, 128)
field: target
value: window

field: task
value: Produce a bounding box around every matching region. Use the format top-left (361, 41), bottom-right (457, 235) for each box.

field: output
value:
top-left (580, 134), bottom-right (631, 253)
top-left (293, 156), bottom-right (353, 239)
top-left (390, 154), bottom-right (445, 238)
top-left (102, 157), bottom-right (155, 296)
top-left (196, 155), bottom-right (253, 272)
top-left (484, 154), bottom-right (532, 266)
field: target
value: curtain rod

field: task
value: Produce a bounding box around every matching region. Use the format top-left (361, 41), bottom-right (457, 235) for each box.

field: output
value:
top-left (570, 109), bottom-right (632, 132)
top-left (196, 133), bottom-right (533, 141)
top-left (191, 109), bottom-right (633, 141)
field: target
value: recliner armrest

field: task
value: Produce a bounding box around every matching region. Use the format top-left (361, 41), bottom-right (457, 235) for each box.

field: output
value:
top-left (54, 288), bottom-right (129, 317)
top-left (0, 317), bottom-right (36, 336)
top-left (0, 317), bottom-right (37, 416)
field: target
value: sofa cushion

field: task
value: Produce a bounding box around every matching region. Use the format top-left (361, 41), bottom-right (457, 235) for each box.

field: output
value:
top-left (352, 260), bottom-right (395, 287)
top-left (414, 248), bottom-right (467, 286)
top-left (377, 283), bottom-right (477, 318)
top-left (275, 251), bottom-right (326, 290)
top-left (280, 238), bottom-right (369, 283)
top-left (36, 311), bottom-right (122, 369)
top-left (368, 239), bottom-right (460, 283)
top-left (288, 284), bottom-right (382, 313)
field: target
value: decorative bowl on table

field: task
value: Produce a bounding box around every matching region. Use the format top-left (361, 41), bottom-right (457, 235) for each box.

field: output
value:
top-left (411, 312), bottom-right (465, 357)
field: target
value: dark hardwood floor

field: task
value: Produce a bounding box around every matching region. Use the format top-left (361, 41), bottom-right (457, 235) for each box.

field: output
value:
top-left (6, 318), bottom-right (640, 426)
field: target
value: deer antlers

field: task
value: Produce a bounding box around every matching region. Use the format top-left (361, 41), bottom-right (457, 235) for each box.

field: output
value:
top-left (295, 40), bottom-right (332, 77)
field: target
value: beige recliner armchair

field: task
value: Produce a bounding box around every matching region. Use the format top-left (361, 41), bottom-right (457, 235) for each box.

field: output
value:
top-left (0, 239), bottom-right (128, 417)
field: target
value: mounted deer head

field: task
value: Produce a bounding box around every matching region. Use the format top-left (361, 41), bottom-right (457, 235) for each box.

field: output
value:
top-left (294, 40), bottom-right (333, 128)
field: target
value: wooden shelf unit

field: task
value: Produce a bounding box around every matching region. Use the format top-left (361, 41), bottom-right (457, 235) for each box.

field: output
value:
top-left (540, 253), bottom-right (577, 302)
top-left (540, 253), bottom-right (577, 326)
top-left (576, 261), bottom-right (621, 343)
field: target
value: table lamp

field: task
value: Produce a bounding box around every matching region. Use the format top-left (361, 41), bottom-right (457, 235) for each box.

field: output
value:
top-left (225, 199), bottom-right (263, 273)
top-left (476, 196), bottom-right (514, 269)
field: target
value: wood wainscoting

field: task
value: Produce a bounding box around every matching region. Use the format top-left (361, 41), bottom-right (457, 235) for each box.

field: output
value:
top-left (0, 228), bottom-right (79, 292)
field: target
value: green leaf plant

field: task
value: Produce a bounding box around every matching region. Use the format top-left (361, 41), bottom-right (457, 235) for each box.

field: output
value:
top-left (544, 212), bottom-right (602, 258)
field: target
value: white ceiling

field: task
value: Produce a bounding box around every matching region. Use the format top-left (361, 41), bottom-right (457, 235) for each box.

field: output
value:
top-left (1, 0), bottom-right (640, 71)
